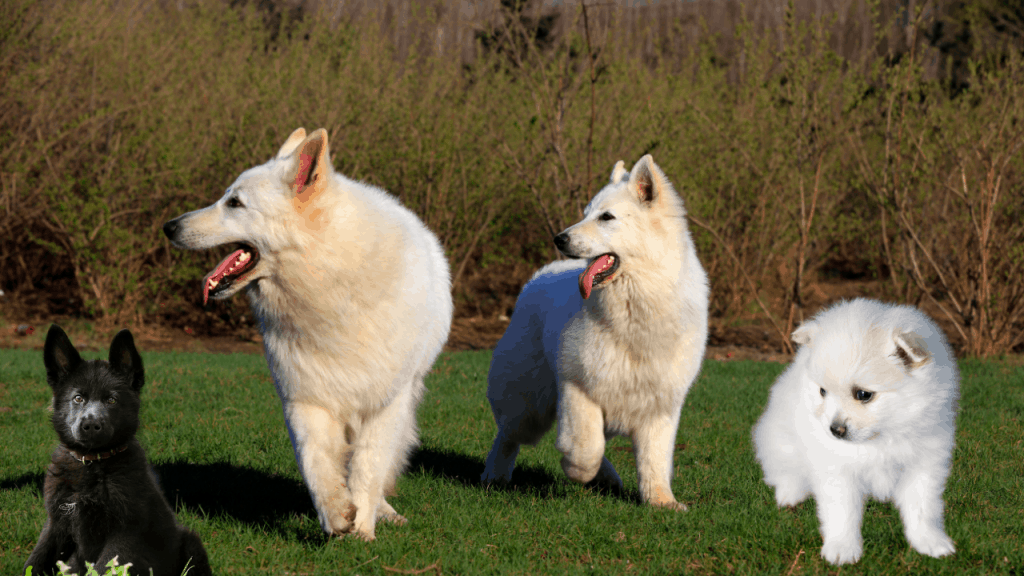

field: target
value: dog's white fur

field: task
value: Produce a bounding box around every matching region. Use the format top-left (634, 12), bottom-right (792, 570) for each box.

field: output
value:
top-left (481, 156), bottom-right (709, 510)
top-left (753, 298), bottom-right (959, 564)
top-left (165, 128), bottom-right (452, 540)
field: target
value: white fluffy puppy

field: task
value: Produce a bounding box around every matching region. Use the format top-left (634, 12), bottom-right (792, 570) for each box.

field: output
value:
top-left (753, 298), bottom-right (959, 565)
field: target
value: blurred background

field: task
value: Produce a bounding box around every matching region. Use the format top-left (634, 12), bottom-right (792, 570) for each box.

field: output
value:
top-left (0, 0), bottom-right (1021, 357)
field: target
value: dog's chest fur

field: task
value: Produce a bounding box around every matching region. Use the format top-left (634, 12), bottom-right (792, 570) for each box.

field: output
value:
top-left (560, 278), bottom-right (707, 427)
top-left (44, 449), bottom-right (143, 551)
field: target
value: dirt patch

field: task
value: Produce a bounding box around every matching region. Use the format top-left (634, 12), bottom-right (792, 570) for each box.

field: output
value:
top-left (2, 275), bottom-right (1012, 363)
top-left (0, 316), bottom-right (788, 363)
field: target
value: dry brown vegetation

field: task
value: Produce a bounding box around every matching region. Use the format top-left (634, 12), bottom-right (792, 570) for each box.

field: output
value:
top-left (0, 0), bottom-right (1021, 356)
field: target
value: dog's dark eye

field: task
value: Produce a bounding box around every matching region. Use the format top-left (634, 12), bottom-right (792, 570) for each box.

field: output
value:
top-left (854, 389), bottom-right (874, 403)
top-left (106, 397), bottom-right (117, 405)
top-left (73, 395), bottom-right (84, 404)
top-left (599, 212), bottom-right (615, 221)
top-left (819, 388), bottom-right (826, 397)
top-left (226, 197), bottom-right (244, 209)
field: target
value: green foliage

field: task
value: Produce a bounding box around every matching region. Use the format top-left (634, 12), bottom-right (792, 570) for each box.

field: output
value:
top-left (0, 0), bottom-right (1020, 353)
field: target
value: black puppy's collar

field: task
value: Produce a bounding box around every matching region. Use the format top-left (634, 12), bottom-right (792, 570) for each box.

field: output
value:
top-left (62, 444), bottom-right (129, 465)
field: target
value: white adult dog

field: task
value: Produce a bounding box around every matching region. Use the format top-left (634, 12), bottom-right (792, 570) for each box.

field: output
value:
top-left (481, 156), bottom-right (709, 510)
top-left (164, 128), bottom-right (452, 541)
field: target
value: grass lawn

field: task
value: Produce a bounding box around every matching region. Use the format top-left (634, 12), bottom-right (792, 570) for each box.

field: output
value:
top-left (1, 348), bottom-right (1021, 575)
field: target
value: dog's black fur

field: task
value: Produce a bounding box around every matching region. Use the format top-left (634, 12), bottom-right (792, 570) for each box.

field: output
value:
top-left (24, 325), bottom-right (212, 576)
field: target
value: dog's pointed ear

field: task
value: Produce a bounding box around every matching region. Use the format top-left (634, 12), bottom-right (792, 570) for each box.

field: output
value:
top-left (627, 155), bottom-right (668, 205)
top-left (893, 330), bottom-right (931, 371)
top-left (609, 160), bottom-right (629, 183)
top-left (109, 329), bottom-right (145, 390)
top-left (44, 325), bottom-right (82, 388)
top-left (791, 320), bottom-right (818, 346)
top-left (290, 129), bottom-right (331, 212)
top-left (276, 127), bottom-right (307, 159)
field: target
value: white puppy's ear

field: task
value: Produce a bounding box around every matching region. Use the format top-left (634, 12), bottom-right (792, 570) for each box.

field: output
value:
top-left (791, 321), bottom-right (818, 345)
top-left (628, 155), bottom-right (668, 204)
top-left (290, 128), bottom-right (332, 210)
top-left (893, 330), bottom-right (932, 370)
top-left (609, 160), bottom-right (629, 183)
top-left (276, 127), bottom-right (307, 159)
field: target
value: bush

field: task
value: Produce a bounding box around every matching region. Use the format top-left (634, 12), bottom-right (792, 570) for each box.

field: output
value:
top-left (0, 0), bottom-right (1020, 355)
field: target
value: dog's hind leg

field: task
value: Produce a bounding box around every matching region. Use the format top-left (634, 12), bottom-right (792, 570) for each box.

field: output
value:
top-left (633, 410), bottom-right (686, 510)
top-left (482, 422), bottom-right (523, 485)
top-left (556, 383), bottom-right (623, 490)
top-left (347, 377), bottom-right (422, 541)
top-left (178, 529), bottom-right (213, 576)
top-left (284, 402), bottom-right (355, 536)
top-left (482, 345), bottom-right (557, 485)
top-left (371, 386), bottom-right (422, 529)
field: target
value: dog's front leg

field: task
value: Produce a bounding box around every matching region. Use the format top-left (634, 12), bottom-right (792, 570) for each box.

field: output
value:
top-left (556, 383), bottom-right (621, 490)
top-left (632, 410), bottom-right (686, 510)
top-left (284, 402), bottom-right (355, 536)
top-left (347, 378), bottom-right (420, 541)
top-left (24, 520), bottom-right (62, 576)
top-left (814, 475), bottom-right (865, 565)
top-left (894, 463), bottom-right (955, 558)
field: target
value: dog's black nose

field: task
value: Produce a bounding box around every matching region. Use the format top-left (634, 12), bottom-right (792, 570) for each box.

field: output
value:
top-left (162, 219), bottom-right (179, 240)
top-left (80, 416), bottom-right (103, 434)
top-left (553, 233), bottom-right (570, 251)
top-left (830, 422), bottom-right (847, 439)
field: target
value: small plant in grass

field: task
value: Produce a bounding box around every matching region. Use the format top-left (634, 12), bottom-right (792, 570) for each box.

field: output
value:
top-left (25, 555), bottom-right (201, 576)
top-left (23, 556), bottom-right (133, 576)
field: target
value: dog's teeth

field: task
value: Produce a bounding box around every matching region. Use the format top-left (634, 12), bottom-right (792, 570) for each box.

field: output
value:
top-left (209, 279), bottom-right (219, 288)
top-left (239, 252), bottom-right (250, 263)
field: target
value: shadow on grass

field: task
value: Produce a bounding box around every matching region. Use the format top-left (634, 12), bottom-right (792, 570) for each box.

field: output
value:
top-left (154, 461), bottom-right (324, 539)
top-left (0, 472), bottom-right (44, 492)
top-left (408, 447), bottom-right (643, 503)
top-left (409, 447), bottom-right (558, 489)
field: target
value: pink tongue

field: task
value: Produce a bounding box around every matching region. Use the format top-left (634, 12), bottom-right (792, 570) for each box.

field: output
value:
top-left (578, 254), bottom-right (613, 300)
top-left (203, 249), bottom-right (247, 305)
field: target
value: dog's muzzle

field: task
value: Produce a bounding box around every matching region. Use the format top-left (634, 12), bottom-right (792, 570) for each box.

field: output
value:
top-left (162, 218), bottom-right (181, 241)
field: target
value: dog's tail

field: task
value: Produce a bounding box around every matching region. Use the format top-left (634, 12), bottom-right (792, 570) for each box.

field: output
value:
top-left (178, 529), bottom-right (213, 576)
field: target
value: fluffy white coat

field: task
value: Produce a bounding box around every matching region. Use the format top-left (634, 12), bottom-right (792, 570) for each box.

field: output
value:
top-left (481, 156), bottom-right (709, 510)
top-left (164, 128), bottom-right (452, 540)
top-left (753, 298), bottom-right (959, 564)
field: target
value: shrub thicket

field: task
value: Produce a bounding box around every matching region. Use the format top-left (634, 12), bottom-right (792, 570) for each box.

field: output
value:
top-left (0, 0), bottom-right (1021, 355)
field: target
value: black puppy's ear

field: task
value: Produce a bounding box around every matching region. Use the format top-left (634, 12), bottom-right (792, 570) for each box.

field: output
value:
top-left (44, 325), bottom-right (82, 387)
top-left (109, 329), bottom-right (145, 390)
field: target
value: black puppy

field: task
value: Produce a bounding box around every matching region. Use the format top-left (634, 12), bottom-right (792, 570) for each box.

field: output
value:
top-left (25, 325), bottom-right (212, 576)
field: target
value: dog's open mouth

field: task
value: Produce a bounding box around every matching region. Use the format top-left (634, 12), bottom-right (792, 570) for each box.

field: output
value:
top-left (578, 253), bottom-right (619, 299)
top-left (203, 244), bottom-right (260, 304)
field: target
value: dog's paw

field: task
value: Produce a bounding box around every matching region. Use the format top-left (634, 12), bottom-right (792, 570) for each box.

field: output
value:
top-left (480, 469), bottom-right (511, 486)
top-left (773, 482), bottom-right (810, 508)
top-left (319, 501), bottom-right (357, 536)
top-left (347, 516), bottom-right (377, 542)
top-left (908, 531), bottom-right (955, 558)
top-left (646, 485), bottom-right (687, 511)
top-left (352, 528), bottom-right (376, 542)
top-left (377, 500), bottom-right (408, 525)
top-left (821, 538), bottom-right (863, 565)
top-left (651, 499), bottom-right (689, 512)
top-left (378, 512), bottom-right (408, 525)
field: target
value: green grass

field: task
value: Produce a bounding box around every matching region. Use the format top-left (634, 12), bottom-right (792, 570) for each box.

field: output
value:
top-left (2, 349), bottom-right (1022, 575)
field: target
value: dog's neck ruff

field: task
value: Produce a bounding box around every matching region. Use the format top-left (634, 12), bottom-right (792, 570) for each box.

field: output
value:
top-left (62, 443), bottom-right (129, 465)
